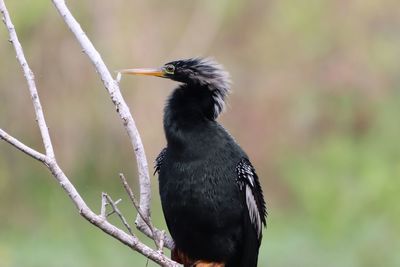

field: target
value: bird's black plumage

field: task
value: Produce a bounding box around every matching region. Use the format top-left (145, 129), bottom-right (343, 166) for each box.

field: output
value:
top-left (123, 58), bottom-right (267, 267)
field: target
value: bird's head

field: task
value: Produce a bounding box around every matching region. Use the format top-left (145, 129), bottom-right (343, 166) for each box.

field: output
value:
top-left (119, 57), bottom-right (231, 118)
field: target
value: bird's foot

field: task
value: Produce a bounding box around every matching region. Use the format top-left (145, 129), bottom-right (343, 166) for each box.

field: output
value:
top-left (193, 261), bottom-right (225, 267)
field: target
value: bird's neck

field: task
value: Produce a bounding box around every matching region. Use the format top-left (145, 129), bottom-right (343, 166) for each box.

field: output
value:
top-left (163, 84), bottom-right (217, 147)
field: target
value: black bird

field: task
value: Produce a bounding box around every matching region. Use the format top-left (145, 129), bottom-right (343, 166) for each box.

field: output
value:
top-left (120, 58), bottom-right (267, 267)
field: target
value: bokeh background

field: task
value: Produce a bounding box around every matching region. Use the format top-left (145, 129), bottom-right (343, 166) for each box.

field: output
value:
top-left (1, 0), bottom-right (400, 266)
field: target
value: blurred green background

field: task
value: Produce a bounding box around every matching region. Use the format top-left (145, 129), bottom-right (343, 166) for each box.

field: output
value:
top-left (1, 0), bottom-right (400, 266)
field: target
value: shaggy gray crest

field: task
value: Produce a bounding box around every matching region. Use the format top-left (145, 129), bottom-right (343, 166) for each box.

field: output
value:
top-left (173, 57), bottom-right (232, 119)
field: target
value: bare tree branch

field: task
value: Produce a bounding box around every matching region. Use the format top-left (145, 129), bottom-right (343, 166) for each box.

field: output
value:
top-left (51, 0), bottom-right (152, 223)
top-left (0, 134), bottom-right (176, 265)
top-left (50, 0), bottom-right (174, 250)
top-left (0, 0), bottom-right (177, 266)
top-left (0, 0), bottom-right (55, 159)
top-left (45, 161), bottom-right (176, 267)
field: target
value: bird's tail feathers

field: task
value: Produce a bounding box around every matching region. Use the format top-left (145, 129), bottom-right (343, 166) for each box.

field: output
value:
top-left (238, 212), bottom-right (261, 267)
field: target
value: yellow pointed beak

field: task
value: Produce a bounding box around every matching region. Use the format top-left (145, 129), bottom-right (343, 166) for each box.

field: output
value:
top-left (118, 68), bottom-right (165, 77)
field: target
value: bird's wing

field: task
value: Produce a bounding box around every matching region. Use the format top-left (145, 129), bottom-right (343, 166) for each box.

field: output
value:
top-left (236, 158), bottom-right (267, 239)
top-left (154, 147), bottom-right (167, 175)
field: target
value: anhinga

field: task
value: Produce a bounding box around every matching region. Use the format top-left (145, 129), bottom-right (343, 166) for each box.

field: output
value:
top-left (120, 58), bottom-right (267, 267)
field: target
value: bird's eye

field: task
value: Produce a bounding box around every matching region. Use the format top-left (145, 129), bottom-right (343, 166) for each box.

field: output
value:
top-left (164, 65), bottom-right (175, 74)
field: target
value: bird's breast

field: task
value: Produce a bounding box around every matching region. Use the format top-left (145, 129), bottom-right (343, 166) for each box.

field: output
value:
top-left (159, 147), bottom-right (243, 229)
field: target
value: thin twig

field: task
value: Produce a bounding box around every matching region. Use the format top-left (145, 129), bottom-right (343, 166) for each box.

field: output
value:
top-left (104, 194), bottom-right (134, 236)
top-left (119, 173), bottom-right (154, 232)
top-left (100, 192), bottom-right (108, 219)
top-left (119, 173), bottom-right (173, 251)
top-left (0, 128), bottom-right (47, 163)
top-left (119, 173), bottom-right (163, 250)
top-left (106, 198), bottom-right (122, 217)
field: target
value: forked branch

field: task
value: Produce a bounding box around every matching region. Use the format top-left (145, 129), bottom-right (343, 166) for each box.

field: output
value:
top-left (51, 0), bottom-right (174, 248)
top-left (0, 0), bottom-right (176, 266)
